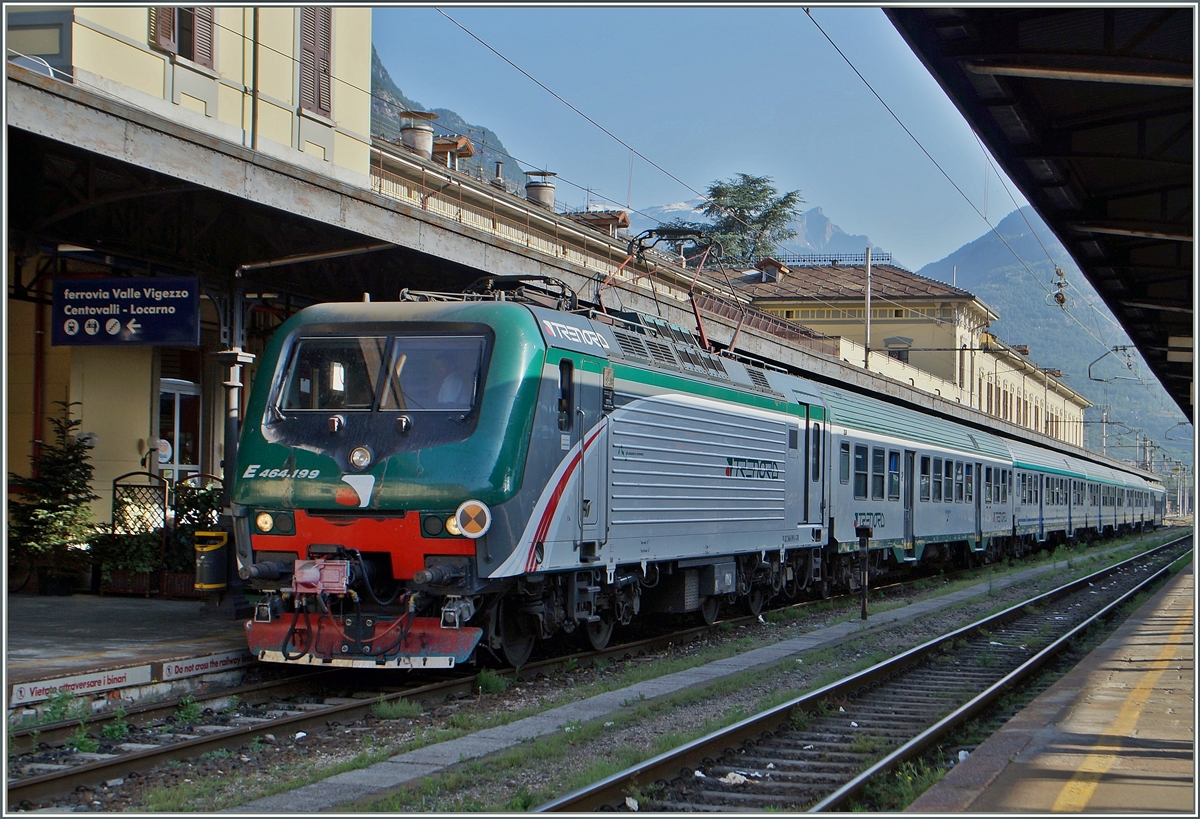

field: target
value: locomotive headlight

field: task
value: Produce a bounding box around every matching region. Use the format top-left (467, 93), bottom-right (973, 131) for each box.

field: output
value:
top-left (444, 515), bottom-right (462, 536)
top-left (255, 512), bottom-right (275, 533)
top-left (349, 446), bottom-right (372, 470)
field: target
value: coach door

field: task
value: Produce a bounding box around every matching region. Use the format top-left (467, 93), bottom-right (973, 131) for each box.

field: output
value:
top-left (973, 462), bottom-right (983, 545)
top-left (904, 451), bottom-right (915, 551)
top-left (793, 398), bottom-right (825, 526)
top-left (1037, 475), bottom-right (1045, 541)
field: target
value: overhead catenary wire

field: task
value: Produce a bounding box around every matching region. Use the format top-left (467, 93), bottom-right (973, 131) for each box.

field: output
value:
top-left (801, 9), bottom-right (1133, 363)
top-left (199, 14), bottom-right (936, 325)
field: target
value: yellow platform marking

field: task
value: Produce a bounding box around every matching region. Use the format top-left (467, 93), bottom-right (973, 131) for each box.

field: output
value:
top-left (1051, 595), bottom-right (1193, 812)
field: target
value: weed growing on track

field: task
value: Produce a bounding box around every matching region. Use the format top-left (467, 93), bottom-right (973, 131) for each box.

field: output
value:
top-left (69, 722), bottom-right (98, 753)
top-left (371, 698), bottom-right (422, 720)
top-left (475, 668), bottom-right (508, 695)
top-left (100, 706), bottom-right (130, 740)
top-left (174, 695), bottom-right (201, 724)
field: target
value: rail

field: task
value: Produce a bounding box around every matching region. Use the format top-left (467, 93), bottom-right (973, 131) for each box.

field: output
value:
top-left (536, 533), bottom-right (1191, 811)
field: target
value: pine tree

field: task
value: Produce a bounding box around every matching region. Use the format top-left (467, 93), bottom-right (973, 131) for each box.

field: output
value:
top-left (8, 401), bottom-right (99, 574)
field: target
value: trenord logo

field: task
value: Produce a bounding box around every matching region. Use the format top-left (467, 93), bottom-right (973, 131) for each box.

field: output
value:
top-left (541, 319), bottom-right (610, 350)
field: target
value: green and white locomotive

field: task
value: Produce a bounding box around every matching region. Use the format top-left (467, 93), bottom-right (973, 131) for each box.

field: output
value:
top-left (233, 286), bottom-right (1165, 669)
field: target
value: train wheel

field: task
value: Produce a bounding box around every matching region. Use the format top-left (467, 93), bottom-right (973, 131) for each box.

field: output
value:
top-left (499, 600), bottom-right (536, 668)
top-left (582, 615), bottom-right (615, 651)
top-left (815, 575), bottom-right (831, 600)
top-left (744, 588), bottom-right (767, 616)
top-left (699, 596), bottom-right (721, 625)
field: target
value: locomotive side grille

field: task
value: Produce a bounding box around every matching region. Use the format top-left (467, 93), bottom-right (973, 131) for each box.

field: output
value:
top-left (746, 367), bottom-right (772, 391)
top-left (704, 354), bottom-right (730, 379)
top-left (643, 339), bottom-right (679, 368)
top-left (612, 330), bottom-right (650, 360)
top-left (609, 396), bottom-right (787, 528)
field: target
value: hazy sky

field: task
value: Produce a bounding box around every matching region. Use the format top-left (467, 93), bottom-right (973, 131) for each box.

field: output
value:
top-left (372, 5), bottom-right (1031, 271)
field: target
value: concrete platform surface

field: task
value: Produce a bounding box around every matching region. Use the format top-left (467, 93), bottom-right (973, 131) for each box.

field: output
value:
top-left (909, 565), bottom-right (1194, 814)
top-left (6, 595), bottom-right (249, 708)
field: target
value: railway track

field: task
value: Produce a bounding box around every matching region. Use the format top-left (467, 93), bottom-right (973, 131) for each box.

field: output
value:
top-left (7, 532), bottom-right (1178, 809)
top-left (4, 554), bottom-right (950, 807)
top-left (538, 534), bottom-right (1191, 812)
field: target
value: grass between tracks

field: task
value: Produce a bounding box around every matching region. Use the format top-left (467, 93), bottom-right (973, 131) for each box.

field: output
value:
top-left (133, 528), bottom-right (1185, 811)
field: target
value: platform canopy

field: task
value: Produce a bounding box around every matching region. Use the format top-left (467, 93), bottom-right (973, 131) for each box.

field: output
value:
top-left (887, 7), bottom-right (1193, 422)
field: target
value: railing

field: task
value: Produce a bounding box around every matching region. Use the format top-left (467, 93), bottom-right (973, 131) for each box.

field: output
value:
top-left (767, 251), bottom-right (899, 268)
top-left (692, 292), bottom-right (841, 358)
top-left (369, 149), bottom-right (703, 307)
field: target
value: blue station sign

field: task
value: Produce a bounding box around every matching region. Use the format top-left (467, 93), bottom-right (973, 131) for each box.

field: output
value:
top-left (52, 277), bottom-right (200, 346)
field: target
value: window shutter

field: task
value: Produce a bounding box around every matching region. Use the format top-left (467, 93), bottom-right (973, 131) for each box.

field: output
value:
top-left (192, 7), bottom-right (214, 69)
top-left (316, 7), bottom-right (332, 117)
top-left (299, 7), bottom-right (318, 112)
top-left (151, 6), bottom-right (178, 53)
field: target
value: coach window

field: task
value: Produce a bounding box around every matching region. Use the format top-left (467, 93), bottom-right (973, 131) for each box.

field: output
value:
top-left (920, 456), bottom-right (931, 501)
top-left (964, 463), bottom-right (973, 502)
top-left (839, 442), bottom-right (850, 484)
top-left (854, 445), bottom-right (869, 499)
top-left (811, 423), bottom-right (822, 482)
top-left (945, 459), bottom-right (955, 502)
top-left (871, 447), bottom-right (885, 500)
top-left (954, 461), bottom-right (964, 502)
top-left (887, 450), bottom-right (900, 501)
top-left (1001, 470), bottom-right (1009, 504)
top-left (932, 457), bottom-right (943, 502)
top-left (985, 467), bottom-right (993, 503)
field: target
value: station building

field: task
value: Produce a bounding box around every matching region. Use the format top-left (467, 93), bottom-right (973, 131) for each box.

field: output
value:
top-left (6, 5), bottom-right (372, 519)
top-left (736, 256), bottom-right (1090, 447)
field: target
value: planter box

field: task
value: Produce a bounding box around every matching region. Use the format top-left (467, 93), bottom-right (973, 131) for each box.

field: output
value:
top-left (102, 569), bottom-right (157, 597)
top-left (161, 571), bottom-right (208, 598)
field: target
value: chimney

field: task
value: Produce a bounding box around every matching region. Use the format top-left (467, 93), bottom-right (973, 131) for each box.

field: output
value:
top-left (491, 161), bottom-right (506, 190)
top-left (525, 170), bottom-right (556, 209)
top-left (399, 111), bottom-right (436, 159)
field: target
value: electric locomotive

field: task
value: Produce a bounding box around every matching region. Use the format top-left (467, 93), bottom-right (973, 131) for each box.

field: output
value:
top-left (234, 288), bottom-right (826, 668)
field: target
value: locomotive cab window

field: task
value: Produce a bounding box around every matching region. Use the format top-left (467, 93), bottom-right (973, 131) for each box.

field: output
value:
top-left (557, 359), bottom-right (574, 431)
top-left (379, 336), bottom-right (485, 412)
top-left (282, 337), bottom-right (387, 410)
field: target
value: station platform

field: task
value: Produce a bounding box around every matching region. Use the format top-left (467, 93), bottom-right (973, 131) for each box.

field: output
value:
top-left (909, 564), bottom-right (1194, 814)
top-left (5, 594), bottom-right (251, 712)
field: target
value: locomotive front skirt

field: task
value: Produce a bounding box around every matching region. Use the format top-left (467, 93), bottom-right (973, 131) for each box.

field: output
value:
top-left (232, 299), bottom-right (1165, 669)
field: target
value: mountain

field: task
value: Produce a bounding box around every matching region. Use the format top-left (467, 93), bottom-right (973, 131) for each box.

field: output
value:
top-left (628, 203), bottom-right (893, 262)
top-left (917, 207), bottom-right (1190, 470)
top-left (370, 46), bottom-right (524, 189)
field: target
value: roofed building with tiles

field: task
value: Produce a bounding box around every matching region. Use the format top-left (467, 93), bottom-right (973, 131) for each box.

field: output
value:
top-left (733, 256), bottom-right (1090, 447)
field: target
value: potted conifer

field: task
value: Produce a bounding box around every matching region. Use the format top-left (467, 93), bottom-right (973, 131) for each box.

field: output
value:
top-left (8, 401), bottom-right (99, 595)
